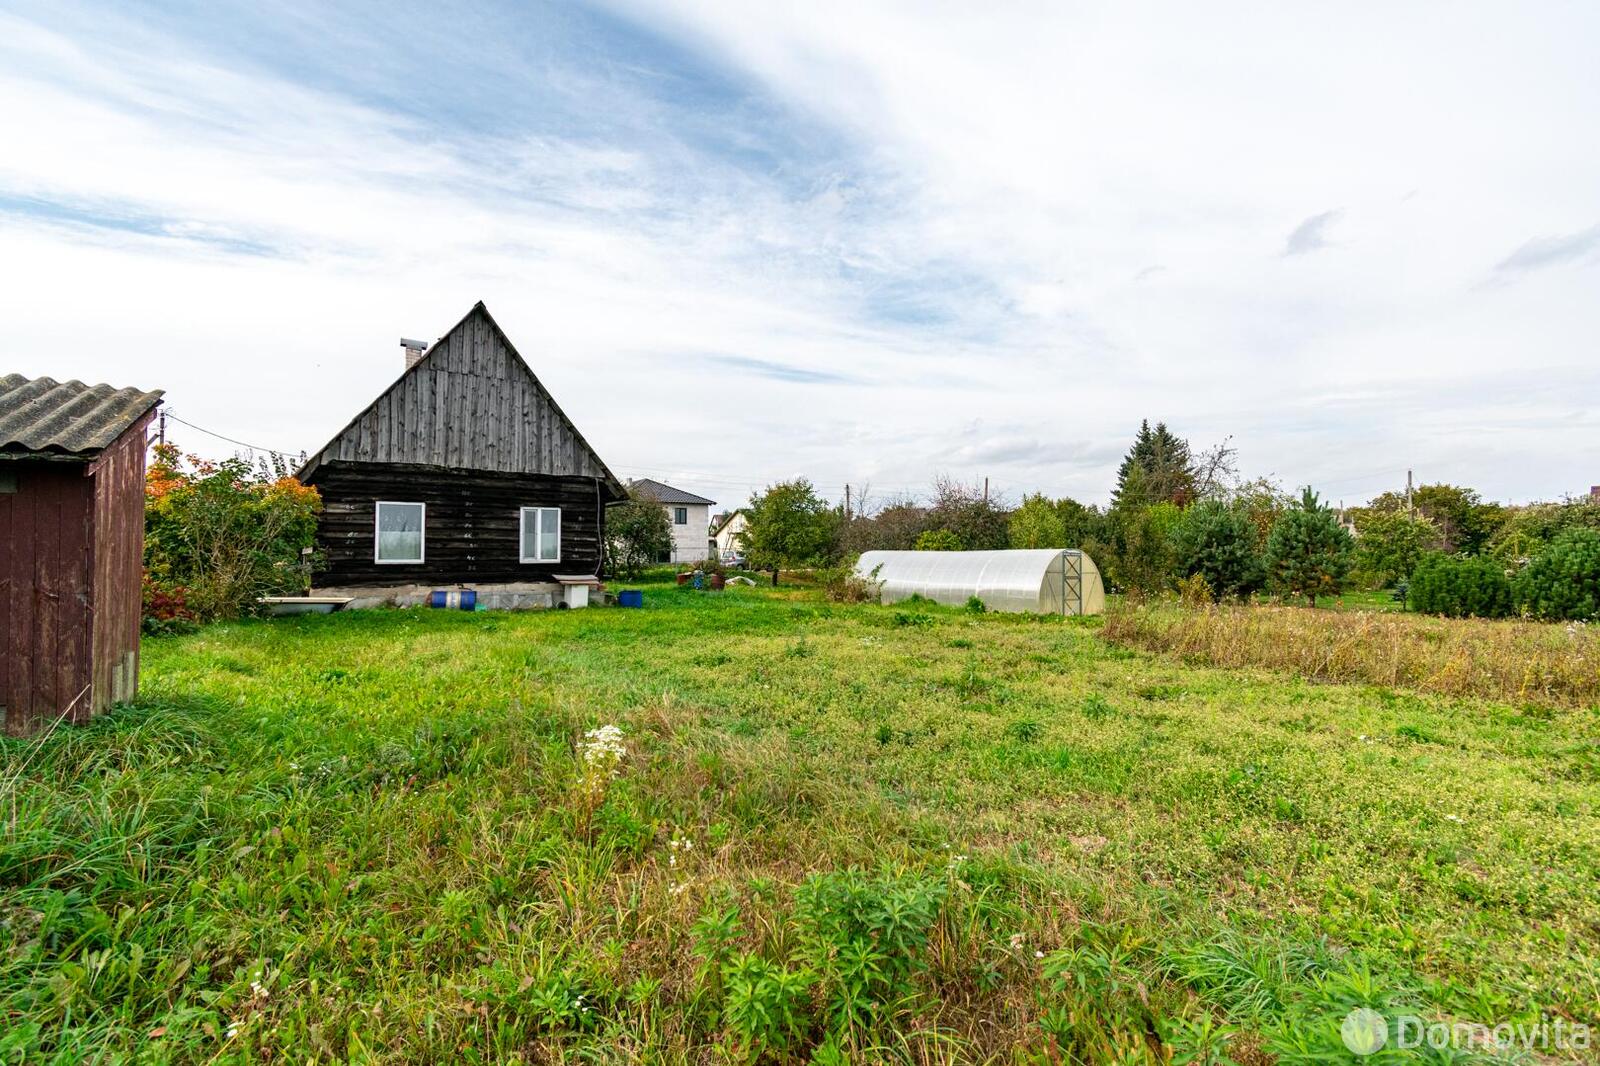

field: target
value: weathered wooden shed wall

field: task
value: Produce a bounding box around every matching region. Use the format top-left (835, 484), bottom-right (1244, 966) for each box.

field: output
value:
top-left (0, 409), bottom-right (153, 734)
top-left (89, 416), bottom-right (154, 711)
top-left (0, 460), bottom-right (94, 733)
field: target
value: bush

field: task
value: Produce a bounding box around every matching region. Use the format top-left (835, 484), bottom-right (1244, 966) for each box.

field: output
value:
top-left (914, 528), bottom-right (963, 552)
top-left (604, 493), bottom-right (674, 577)
top-left (1513, 528), bottom-right (1600, 620)
top-left (1408, 553), bottom-right (1513, 618)
top-left (821, 563), bottom-right (880, 603)
top-left (144, 444), bottom-right (321, 622)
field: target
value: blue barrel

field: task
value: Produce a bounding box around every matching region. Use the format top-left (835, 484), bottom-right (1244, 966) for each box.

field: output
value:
top-left (429, 590), bottom-right (477, 610)
top-left (618, 589), bottom-right (643, 608)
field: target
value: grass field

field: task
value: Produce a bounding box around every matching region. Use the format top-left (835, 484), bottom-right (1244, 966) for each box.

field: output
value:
top-left (3, 577), bottom-right (1596, 1063)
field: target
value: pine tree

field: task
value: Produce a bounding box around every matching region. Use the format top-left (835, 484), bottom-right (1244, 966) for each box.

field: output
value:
top-left (1265, 487), bottom-right (1354, 606)
top-left (1111, 420), bottom-right (1196, 506)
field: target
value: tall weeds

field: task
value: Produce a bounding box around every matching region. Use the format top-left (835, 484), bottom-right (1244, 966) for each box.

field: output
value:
top-left (1102, 602), bottom-right (1598, 707)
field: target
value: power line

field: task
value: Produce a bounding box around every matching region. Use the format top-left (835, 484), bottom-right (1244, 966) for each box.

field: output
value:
top-left (162, 412), bottom-right (304, 457)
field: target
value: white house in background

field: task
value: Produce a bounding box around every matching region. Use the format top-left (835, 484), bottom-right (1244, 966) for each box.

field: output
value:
top-left (628, 478), bottom-right (716, 563)
top-left (711, 510), bottom-right (749, 557)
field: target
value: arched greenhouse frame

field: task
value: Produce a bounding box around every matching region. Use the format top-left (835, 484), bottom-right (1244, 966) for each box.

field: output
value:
top-left (854, 549), bottom-right (1105, 616)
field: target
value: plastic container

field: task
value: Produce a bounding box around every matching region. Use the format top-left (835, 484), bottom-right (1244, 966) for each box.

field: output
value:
top-left (429, 589), bottom-right (477, 610)
top-left (618, 590), bottom-right (643, 608)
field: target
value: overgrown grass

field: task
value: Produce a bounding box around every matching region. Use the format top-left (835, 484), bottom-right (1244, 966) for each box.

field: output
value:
top-left (2, 577), bottom-right (1596, 1062)
top-left (1105, 600), bottom-right (1600, 709)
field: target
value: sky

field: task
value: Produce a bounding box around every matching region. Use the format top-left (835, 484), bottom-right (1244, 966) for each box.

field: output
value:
top-left (2, 1), bottom-right (1597, 510)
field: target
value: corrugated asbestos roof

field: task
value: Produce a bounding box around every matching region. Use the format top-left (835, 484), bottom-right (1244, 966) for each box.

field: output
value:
top-left (0, 373), bottom-right (163, 459)
top-left (628, 477), bottom-right (716, 506)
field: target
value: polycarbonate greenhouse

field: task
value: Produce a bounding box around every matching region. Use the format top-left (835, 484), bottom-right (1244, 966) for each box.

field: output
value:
top-left (854, 549), bottom-right (1106, 616)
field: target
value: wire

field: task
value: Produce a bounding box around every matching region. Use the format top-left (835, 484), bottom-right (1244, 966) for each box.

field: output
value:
top-left (162, 412), bottom-right (304, 457)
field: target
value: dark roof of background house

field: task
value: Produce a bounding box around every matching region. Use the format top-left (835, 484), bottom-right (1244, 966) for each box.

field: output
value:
top-left (629, 477), bottom-right (716, 506)
top-left (0, 373), bottom-right (163, 459)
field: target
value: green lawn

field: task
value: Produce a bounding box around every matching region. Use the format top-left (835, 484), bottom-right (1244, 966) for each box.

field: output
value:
top-left (3, 578), bottom-right (1595, 1063)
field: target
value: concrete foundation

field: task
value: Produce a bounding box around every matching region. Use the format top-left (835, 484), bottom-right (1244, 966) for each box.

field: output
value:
top-left (311, 580), bottom-right (571, 611)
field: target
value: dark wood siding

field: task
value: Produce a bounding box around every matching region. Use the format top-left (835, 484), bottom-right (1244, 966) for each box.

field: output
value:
top-left (309, 461), bottom-right (607, 588)
top-left (0, 415), bottom-right (152, 735)
top-left (0, 460), bottom-right (94, 735)
top-left (89, 417), bottom-right (152, 714)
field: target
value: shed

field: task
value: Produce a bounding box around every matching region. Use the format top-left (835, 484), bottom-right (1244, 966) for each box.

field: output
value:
top-left (296, 302), bottom-right (627, 608)
top-left (855, 549), bottom-right (1105, 616)
top-left (0, 373), bottom-right (163, 735)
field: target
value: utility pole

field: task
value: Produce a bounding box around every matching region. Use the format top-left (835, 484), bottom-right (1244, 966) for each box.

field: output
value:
top-left (983, 477), bottom-right (989, 503)
top-left (1405, 469), bottom-right (1414, 518)
top-left (158, 409), bottom-right (166, 447)
top-left (844, 484), bottom-right (851, 521)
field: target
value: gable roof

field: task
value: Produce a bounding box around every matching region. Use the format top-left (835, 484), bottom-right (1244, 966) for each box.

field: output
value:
top-left (0, 373), bottom-right (162, 460)
top-left (629, 477), bottom-right (716, 507)
top-left (297, 302), bottom-right (623, 496)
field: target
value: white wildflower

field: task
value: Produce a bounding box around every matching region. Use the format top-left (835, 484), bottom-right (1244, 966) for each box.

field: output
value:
top-left (1008, 932), bottom-right (1025, 951)
top-left (1035, 950), bottom-right (1045, 959)
top-left (1445, 814), bottom-right (1463, 823)
top-left (579, 725), bottom-right (626, 771)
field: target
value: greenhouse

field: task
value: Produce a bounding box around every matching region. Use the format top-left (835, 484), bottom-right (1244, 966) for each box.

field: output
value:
top-left (854, 548), bottom-right (1105, 616)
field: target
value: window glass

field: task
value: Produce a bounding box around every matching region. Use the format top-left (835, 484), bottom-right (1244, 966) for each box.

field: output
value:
top-left (674, 506), bottom-right (688, 525)
top-left (521, 507), bottom-right (561, 563)
top-left (376, 502), bottom-right (424, 562)
top-left (540, 507), bottom-right (560, 561)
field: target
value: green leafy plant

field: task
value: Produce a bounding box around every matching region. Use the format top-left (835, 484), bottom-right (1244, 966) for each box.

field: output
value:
top-left (913, 528), bottom-right (963, 552)
top-left (792, 869), bottom-right (946, 1032)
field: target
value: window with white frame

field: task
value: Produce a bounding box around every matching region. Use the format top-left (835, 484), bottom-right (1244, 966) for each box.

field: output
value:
top-left (374, 501), bottom-right (425, 563)
top-left (673, 506), bottom-right (688, 525)
top-left (520, 506), bottom-right (561, 563)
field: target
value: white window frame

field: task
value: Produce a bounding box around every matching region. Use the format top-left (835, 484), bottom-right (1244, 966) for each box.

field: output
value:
top-left (374, 501), bottom-right (426, 564)
top-left (673, 506), bottom-right (688, 525)
top-left (519, 506), bottom-right (562, 564)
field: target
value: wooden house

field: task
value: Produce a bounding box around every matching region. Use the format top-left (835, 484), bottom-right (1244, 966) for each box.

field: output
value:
top-left (0, 373), bottom-right (163, 735)
top-left (296, 302), bottom-right (626, 608)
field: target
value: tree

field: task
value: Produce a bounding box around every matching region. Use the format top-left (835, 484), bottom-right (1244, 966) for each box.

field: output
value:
top-left (1513, 528), bottom-right (1600, 620)
top-left (926, 477), bottom-right (1010, 550)
top-left (914, 528), bottom-right (963, 551)
top-left (838, 496), bottom-right (931, 555)
top-left (1111, 420), bottom-right (1195, 507)
top-left (1364, 483), bottom-right (1502, 555)
top-left (604, 493), bottom-right (674, 578)
top-left (1170, 500), bottom-right (1263, 601)
top-left (1353, 510), bottom-right (1436, 588)
top-left (1008, 493), bottom-right (1066, 549)
top-left (1053, 497), bottom-right (1104, 547)
top-left (744, 479), bottom-right (838, 585)
top-left (1264, 487), bottom-right (1354, 606)
top-left (144, 443), bottom-right (322, 622)
top-left (1488, 497), bottom-right (1600, 564)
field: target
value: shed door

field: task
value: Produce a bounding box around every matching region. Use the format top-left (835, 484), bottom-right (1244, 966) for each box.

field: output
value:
top-left (0, 463), bottom-right (95, 736)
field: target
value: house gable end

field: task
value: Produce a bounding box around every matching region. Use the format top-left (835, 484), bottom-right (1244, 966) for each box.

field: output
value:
top-left (298, 303), bottom-right (623, 496)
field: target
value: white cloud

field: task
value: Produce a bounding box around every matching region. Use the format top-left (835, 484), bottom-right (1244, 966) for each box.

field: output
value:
top-left (2, 2), bottom-right (1598, 508)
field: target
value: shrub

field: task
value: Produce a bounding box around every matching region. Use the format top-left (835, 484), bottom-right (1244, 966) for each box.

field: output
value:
top-left (1513, 528), bottom-right (1600, 620)
top-left (144, 443), bottom-right (321, 622)
top-left (1408, 554), bottom-right (1513, 618)
top-left (1171, 500), bottom-right (1263, 601)
top-left (604, 493), bottom-right (674, 577)
top-left (914, 528), bottom-right (963, 552)
top-left (1008, 493), bottom-right (1066, 549)
top-left (821, 563), bottom-right (880, 603)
